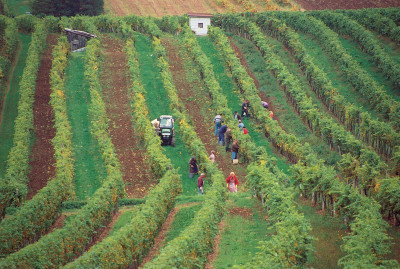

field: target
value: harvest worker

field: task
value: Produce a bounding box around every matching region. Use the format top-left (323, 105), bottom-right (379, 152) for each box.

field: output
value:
top-left (214, 113), bottom-right (223, 136)
top-left (226, 172), bottom-right (239, 193)
top-left (188, 157), bottom-right (198, 178)
top-left (243, 126), bottom-right (248, 135)
top-left (241, 100), bottom-right (250, 117)
top-left (151, 118), bottom-right (160, 133)
top-left (198, 173), bottom-right (205, 195)
top-left (209, 150), bottom-right (216, 163)
top-left (261, 101), bottom-right (269, 109)
top-left (232, 139), bottom-right (239, 162)
top-left (233, 111), bottom-right (239, 120)
top-left (218, 124), bottom-right (228, 146)
top-left (269, 110), bottom-right (274, 120)
top-left (238, 120), bottom-right (244, 131)
top-left (225, 128), bottom-right (232, 152)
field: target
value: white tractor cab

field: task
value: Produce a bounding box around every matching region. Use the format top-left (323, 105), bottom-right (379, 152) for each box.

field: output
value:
top-left (152, 115), bottom-right (175, 146)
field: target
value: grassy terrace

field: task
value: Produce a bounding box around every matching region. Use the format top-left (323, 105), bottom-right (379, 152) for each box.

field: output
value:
top-left (7, 0), bottom-right (30, 15)
top-left (213, 193), bottom-right (273, 268)
top-left (197, 35), bottom-right (345, 267)
top-left (227, 34), bottom-right (342, 166)
top-left (0, 33), bottom-right (31, 177)
top-left (65, 52), bottom-right (106, 200)
top-left (163, 34), bottom-right (278, 268)
top-left (337, 35), bottom-right (400, 101)
top-left (296, 32), bottom-right (386, 121)
top-left (134, 33), bottom-right (197, 197)
top-left (197, 36), bottom-right (291, 172)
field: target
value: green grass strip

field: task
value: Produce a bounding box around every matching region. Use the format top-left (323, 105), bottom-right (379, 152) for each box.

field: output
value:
top-left (231, 35), bottom-right (342, 166)
top-left (6, 0), bottom-right (30, 16)
top-left (337, 35), bottom-right (400, 101)
top-left (197, 36), bottom-right (291, 172)
top-left (0, 33), bottom-right (31, 177)
top-left (134, 33), bottom-right (195, 196)
top-left (64, 52), bottom-right (106, 200)
top-left (0, 22), bottom-right (46, 217)
top-left (0, 36), bottom-right (75, 256)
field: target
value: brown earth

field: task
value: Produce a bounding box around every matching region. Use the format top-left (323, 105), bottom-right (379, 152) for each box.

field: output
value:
top-left (46, 214), bottom-right (67, 232)
top-left (162, 36), bottom-right (248, 268)
top-left (295, 0), bottom-right (400, 10)
top-left (26, 34), bottom-right (59, 200)
top-left (85, 210), bottom-right (123, 251)
top-left (229, 206), bottom-right (254, 219)
top-left (139, 202), bottom-right (201, 267)
top-left (204, 218), bottom-right (226, 269)
top-left (228, 38), bottom-right (285, 130)
top-left (161, 36), bottom-right (247, 186)
top-left (100, 36), bottom-right (155, 198)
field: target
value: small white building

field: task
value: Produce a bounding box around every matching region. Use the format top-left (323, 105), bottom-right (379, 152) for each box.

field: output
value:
top-left (187, 12), bottom-right (213, 36)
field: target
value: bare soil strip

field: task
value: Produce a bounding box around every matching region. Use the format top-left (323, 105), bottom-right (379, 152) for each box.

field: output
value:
top-left (162, 37), bottom-right (246, 181)
top-left (161, 36), bottom-right (248, 267)
top-left (295, 0), bottom-right (400, 10)
top-left (100, 36), bottom-right (155, 198)
top-left (228, 38), bottom-right (283, 127)
top-left (26, 35), bottom-right (59, 200)
top-left (205, 218), bottom-right (226, 269)
top-left (139, 202), bottom-right (201, 267)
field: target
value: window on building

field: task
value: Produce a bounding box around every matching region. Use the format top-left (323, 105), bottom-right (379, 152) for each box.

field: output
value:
top-left (198, 23), bottom-right (203, 28)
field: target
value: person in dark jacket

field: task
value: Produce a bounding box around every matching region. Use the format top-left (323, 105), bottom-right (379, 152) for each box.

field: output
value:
top-left (241, 100), bottom-right (250, 117)
top-left (232, 139), bottom-right (239, 161)
top-left (218, 124), bottom-right (228, 145)
top-left (225, 128), bottom-right (232, 152)
top-left (188, 157), bottom-right (198, 178)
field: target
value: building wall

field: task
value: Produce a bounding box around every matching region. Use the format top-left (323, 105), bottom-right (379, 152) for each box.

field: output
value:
top-left (189, 17), bottom-right (211, 36)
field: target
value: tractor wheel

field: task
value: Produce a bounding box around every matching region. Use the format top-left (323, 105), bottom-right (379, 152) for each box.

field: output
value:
top-left (171, 137), bottom-right (175, 147)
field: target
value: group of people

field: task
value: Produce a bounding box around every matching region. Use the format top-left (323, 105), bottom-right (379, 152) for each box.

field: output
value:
top-left (191, 100), bottom-right (276, 195)
top-left (189, 156), bottom-right (239, 195)
top-left (241, 99), bottom-right (274, 120)
top-left (214, 113), bottom-right (241, 162)
top-left (196, 171), bottom-right (239, 195)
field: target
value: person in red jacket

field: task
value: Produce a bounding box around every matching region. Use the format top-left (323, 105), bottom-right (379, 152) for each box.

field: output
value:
top-left (226, 172), bottom-right (239, 193)
top-left (198, 173), bottom-right (205, 195)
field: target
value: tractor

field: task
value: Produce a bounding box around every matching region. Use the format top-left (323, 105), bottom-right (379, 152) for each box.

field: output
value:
top-left (153, 115), bottom-right (175, 146)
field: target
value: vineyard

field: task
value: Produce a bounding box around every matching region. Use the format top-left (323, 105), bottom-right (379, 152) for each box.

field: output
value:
top-left (0, 3), bottom-right (400, 269)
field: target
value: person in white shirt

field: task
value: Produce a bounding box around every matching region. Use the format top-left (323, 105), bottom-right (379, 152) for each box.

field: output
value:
top-left (214, 113), bottom-right (223, 136)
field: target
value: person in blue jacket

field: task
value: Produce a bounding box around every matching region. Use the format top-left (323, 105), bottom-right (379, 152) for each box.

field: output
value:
top-left (218, 124), bottom-right (227, 145)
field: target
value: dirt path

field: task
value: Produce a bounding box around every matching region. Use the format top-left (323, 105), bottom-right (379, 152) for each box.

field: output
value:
top-left (204, 218), bottom-right (226, 269)
top-left (229, 38), bottom-right (284, 128)
top-left (162, 37), bottom-right (246, 183)
top-left (139, 202), bottom-right (201, 267)
top-left (100, 36), bottom-right (155, 198)
top-left (162, 36), bottom-right (248, 268)
top-left (26, 35), bottom-right (58, 200)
